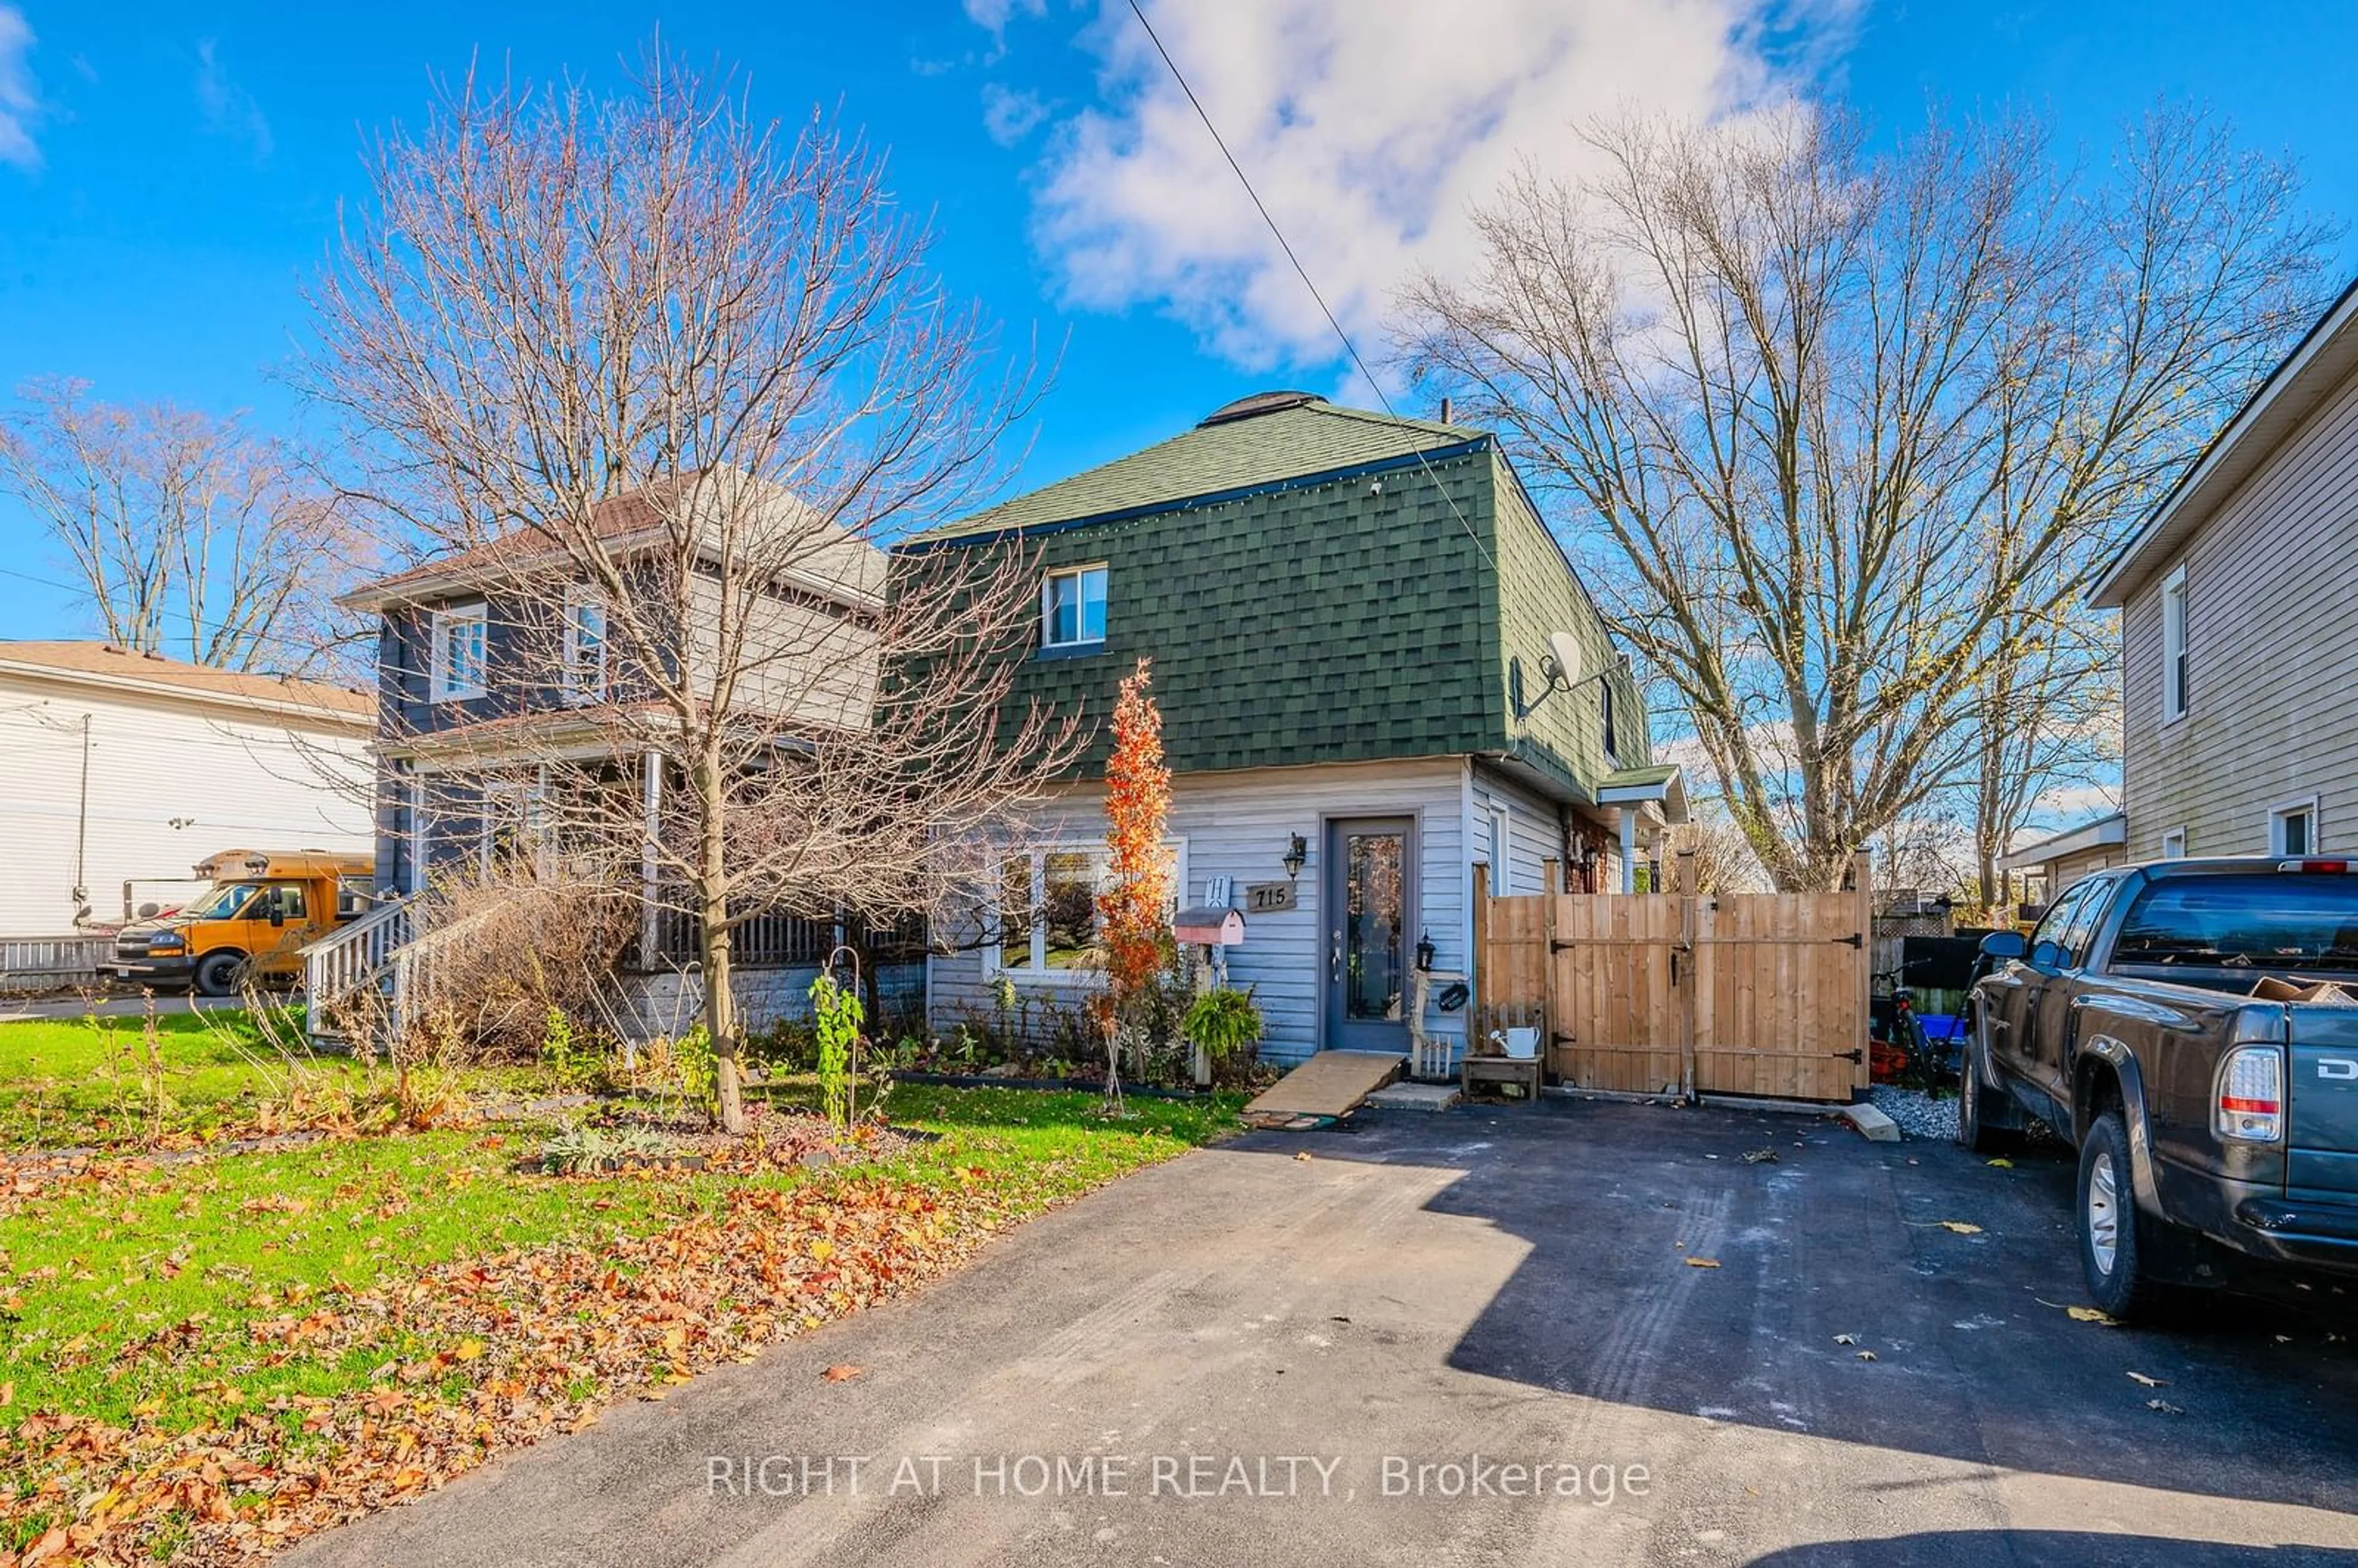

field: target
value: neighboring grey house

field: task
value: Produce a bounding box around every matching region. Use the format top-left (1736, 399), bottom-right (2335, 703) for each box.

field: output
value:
top-left (2092, 276), bottom-right (2358, 862)
top-left (330, 471), bottom-right (901, 1031)
top-left (903, 390), bottom-right (1684, 1069)
top-left (342, 472), bottom-right (884, 899)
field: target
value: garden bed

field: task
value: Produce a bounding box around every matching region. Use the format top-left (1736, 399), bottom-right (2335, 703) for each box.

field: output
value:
top-left (887, 1069), bottom-right (1221, 1100)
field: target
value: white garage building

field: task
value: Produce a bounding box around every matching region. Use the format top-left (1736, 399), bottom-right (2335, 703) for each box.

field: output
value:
top-left (0, 641), bottom-right (375, 937)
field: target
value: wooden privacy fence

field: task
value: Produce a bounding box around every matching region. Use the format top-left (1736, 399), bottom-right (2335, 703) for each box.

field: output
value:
top-left (1474, 853), bottom-right (1872, 1104)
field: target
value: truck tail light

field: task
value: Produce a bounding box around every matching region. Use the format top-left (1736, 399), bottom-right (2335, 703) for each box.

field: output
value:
top-left (2216, 1046), bottom-right (2285, 1143)
top-left (2278, 859), bottom-right (2351, 873)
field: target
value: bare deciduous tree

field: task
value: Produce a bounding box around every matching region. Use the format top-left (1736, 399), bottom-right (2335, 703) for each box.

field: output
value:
top-left (304, 49), bottom-right (1079, 1133)
top-left (1663, 818), bottom-right (1765, 895)
top-left (1405, 105), bottom-right (2330, 889)
top-left (0, 378), bottom-right (359, 671)
top-left (1966, 606), bottom-right (2120, 905)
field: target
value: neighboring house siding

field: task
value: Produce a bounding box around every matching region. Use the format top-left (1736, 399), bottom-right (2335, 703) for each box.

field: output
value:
top-left (379, 592), bottom-right (561, 737)
top-left (682, 572), bottom-right (879, 734)
top-left (2122, 361), bottom-right (2358, 860)
top-left (927, 758), bottom-right (1470, 1067)
top-left (1470, 764), bottom-right (1565, 898)
top-left (0, 678), bottom-right (373, 934)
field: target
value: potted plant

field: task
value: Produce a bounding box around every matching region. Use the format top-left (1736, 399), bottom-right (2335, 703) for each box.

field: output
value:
top-left (1182, 985), bottom-right (1263, 1089)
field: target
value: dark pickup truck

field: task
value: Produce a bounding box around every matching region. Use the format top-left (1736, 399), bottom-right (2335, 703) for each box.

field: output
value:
top-left (1964, 856), bottom-right (2358, 1319)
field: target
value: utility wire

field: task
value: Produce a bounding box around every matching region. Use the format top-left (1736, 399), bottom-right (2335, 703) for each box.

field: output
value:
top-left (1123, 0), bottom-right (1497, 573)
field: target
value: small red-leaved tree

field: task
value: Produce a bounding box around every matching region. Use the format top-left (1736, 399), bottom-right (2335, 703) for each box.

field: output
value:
top-left (1094, 658), bottom-right (1172, 1109)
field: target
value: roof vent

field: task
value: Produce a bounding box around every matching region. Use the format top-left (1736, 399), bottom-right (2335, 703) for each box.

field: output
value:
top-left (1199, 389), bottom-right (1320, 427)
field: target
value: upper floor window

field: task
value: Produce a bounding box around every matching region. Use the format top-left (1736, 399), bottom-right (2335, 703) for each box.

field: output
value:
top-left (430, 604), bottom-right (488, 702)
top-left (1043, 564), bottom-right (1108, 650)
top-left (1601, 680), bottom-right (1619, 761)
top-left (2160, 564), bottom-right (2189, 723)
top-left (563, 589), bottom-right (609, 702)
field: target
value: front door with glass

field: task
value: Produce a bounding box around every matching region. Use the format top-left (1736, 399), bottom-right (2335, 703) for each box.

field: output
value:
top-left (1323, 817), bottom-right (1416, 1053)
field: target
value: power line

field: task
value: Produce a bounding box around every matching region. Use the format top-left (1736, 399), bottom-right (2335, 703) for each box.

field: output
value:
top-left (1122, 0), bottom-right (1496, 573)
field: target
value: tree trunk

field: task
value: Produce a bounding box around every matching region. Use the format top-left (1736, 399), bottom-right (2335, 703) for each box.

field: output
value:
top-left (693, 753), bottom-right (746, 1136)
top-left (704, 905), bottom-right (746, 1135)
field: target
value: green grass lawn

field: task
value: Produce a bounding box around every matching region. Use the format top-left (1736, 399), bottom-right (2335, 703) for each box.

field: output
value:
top-left (0, 1083), bottom-right (1239, 1445)
top-left (0, 1009), bottom-right (550, 1152)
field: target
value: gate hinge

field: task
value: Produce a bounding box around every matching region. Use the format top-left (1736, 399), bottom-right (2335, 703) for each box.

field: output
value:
top-left (1835, 1047), bottom-right (1864, 1063)
top-left (1835, 933), bottom-right (1864, 949)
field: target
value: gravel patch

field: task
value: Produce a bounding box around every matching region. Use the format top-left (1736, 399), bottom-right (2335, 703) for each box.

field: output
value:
top-left (1867, 1085), bottom-right (1959, 1142)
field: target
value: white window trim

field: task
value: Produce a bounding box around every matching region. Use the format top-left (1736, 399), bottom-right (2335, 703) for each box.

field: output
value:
top-left (2159, 564), bottom-right (2189, 725)
top-left (2160, 827), bottom-right (2187, 860)
top-left (986, 836), bottom-right (1187, 985)
top-left (562, 586), bottom-right (609, 704)
top-left (1041, 563), bottom-right (1110, 651)
top-left (1485, 804), bottom-right (1512, 896)
top-left (2268, 795), bottom-right (2320, 858)
top-left (407, 771), bottom-right (427, 894)
top-left (429, 602), bottom-right (488, 703)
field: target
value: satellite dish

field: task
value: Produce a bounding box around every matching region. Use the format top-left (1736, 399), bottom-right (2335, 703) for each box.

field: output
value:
top-left (1546, 631), bottom-right (1586, 691)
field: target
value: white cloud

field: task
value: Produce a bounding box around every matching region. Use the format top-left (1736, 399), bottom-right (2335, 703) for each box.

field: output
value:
top-left (965, 0), bottom-right (1047, 32)
top-left (982, 82), bottom-right (1051, 147)
top-left (0, 6), bottom-right (41, 171)
top-left (992, 0), bottom-right (1856, 375)
top-left (195, 38), bottom-right (272, 160)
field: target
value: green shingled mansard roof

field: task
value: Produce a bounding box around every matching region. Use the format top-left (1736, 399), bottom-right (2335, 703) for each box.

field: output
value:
top-left (914, 392), bottom-right (1480, 542)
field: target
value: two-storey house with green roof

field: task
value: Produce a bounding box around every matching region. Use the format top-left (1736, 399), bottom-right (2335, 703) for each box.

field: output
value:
top-left (901, 390), bottom-right (1684, 1069)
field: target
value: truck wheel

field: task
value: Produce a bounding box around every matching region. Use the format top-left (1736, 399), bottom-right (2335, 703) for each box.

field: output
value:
top-left (2079, 1109), bottom-right (2173, 1322)
top-left (193, 952), bottom-right (249, 998)
top-left (1957, 1028), bottom-right (2018, 1153)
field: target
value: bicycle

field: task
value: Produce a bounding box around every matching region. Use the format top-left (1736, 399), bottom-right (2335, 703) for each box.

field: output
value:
top-left (1869, 963), bottom-right (1936, 1087)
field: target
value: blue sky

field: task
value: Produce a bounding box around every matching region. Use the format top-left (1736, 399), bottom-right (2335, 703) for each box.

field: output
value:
top-left (1, 0), bottom-right (2354, 646)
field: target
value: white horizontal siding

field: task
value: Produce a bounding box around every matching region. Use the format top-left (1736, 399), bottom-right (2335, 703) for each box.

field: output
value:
top-left (2123, 359), bottom-right (2358, 860)
top-left (928, 756), bottom-right (1471, 1067)
top-left (0, 677), bottom-right (374, 934)
top-left (1470, 766), bottom-right (1568, 898)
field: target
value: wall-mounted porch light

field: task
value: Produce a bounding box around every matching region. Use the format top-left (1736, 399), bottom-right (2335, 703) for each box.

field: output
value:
top-left (1416, 930), bottom-right (1436, 972)
top-left (1282, 832), bottom-right (1307, 881)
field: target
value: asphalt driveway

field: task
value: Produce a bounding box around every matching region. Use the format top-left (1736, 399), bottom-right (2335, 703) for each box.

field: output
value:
top-left (291, 1097), bottom-right (2358, 1567)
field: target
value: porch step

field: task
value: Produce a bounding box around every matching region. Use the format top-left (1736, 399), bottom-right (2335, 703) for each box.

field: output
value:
top-left (1243, 1050), bottom-right (1403, 1125)
top-left (1365, 1081), bottom-right (1461, 1114)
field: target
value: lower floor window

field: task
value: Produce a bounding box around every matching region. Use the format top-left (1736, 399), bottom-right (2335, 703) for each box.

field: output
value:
top-left (1000, 848), bottom-right (1110, 974)
top-left (994, 842), bottom-right (1181, 978)
top-left (2271, 801), bottom-right (2317, 858)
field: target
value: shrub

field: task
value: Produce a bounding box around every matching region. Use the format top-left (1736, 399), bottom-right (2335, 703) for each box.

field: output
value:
top-left (1183, 986), bottom-right (1263, 1058)
top-left (809, 974), bottom-right (864, 1130)
top-left (390, 874), bottom-right (637, 1066)
top-left (538, 1122), bottom-right (670, 1175)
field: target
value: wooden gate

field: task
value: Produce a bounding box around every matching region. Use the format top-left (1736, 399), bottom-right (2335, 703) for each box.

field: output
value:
top-left (1473, 853), bottom-right (1872, 1103)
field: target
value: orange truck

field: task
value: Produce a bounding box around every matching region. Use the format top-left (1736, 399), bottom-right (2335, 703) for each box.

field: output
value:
top-left (112, 848), bottom-right (378, 996)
